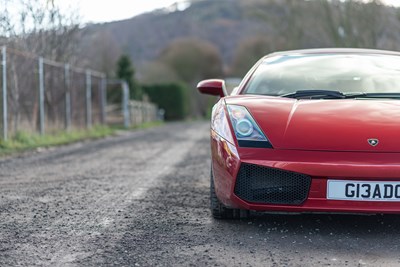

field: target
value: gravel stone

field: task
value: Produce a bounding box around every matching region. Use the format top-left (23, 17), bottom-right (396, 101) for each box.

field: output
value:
top-left (0, 122), bottom-right (399, 266)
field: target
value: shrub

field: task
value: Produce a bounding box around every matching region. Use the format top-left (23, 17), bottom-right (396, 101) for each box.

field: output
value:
top-left (142, 83), bottom-right (189, 121)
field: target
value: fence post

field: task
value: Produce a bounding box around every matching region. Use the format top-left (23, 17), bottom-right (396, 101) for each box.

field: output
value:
top-left (141, 102), bottom-right (146, 123)
top-left (38, 57), bottom-right (45, 135)
top-left (1, 46), bottom-right (7, 141)
top-left (64, 64), bottom-right (71, 131)
top-left (85, 70), bottom-right (92, 129)
top-left (100, 76), bottom-right (107, 125)
top-left (142, 103), bottom-right (147, 123)
top-left (122, 81), bottom-right (130, 128)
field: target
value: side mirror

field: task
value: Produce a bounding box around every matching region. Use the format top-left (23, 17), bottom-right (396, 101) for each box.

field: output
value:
top-left (197, 79), bottom-right (227, 97)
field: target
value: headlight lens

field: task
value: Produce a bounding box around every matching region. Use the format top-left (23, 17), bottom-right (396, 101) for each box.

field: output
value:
top-left (227, 105), bottom-right (272, 148)
top-left (236, 119), bottom-right (253, 137)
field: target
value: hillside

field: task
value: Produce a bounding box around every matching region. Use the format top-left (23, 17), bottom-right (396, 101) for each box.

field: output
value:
top-left (80, 0), bottom-right (400, 70)
top-left (82, 0), bottom-right (269, 66)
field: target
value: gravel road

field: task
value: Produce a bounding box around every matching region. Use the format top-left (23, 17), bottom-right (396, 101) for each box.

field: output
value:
top-left (1, 121), bottom-right (400, 266)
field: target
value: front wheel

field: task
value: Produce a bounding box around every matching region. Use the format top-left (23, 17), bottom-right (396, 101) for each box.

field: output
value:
top-left (210, 168), bottom-right (249, 219)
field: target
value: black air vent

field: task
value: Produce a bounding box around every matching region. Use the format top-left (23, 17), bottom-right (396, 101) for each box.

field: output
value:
top-left (234, 164), bottom-right (311, 205)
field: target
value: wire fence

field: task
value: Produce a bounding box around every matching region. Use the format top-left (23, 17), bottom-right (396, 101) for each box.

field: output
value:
top-left (0, 46), bottom-right (159, 141)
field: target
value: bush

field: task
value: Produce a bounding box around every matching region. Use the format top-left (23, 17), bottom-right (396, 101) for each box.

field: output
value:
top-left (142, 83), bottom-right (189, 121)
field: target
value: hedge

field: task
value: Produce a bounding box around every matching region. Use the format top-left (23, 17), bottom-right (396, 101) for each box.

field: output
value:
top-left (142, 83), bottom-right (190, 121)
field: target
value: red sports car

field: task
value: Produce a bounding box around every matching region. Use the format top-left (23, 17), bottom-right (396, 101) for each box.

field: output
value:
top-left (198, 48), bottom-right (400, 219)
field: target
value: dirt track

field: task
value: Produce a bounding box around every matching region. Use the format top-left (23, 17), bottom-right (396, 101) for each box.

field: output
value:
top-left (1, 122), bottom-right (400, 266)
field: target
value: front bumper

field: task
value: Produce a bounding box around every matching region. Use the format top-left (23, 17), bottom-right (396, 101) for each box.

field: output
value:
top-left (211, 130), bottom-right (400, 214)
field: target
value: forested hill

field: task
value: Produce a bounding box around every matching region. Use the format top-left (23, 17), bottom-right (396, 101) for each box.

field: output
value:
top-left (80, 0), bottom-right (400, 71)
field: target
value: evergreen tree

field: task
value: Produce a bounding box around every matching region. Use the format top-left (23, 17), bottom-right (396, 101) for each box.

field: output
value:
top-left (116, 54), bottom-right (141, 100)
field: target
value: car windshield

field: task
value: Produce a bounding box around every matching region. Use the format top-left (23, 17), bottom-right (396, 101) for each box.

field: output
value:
top-left (243, 53), bottom-right (400, 97)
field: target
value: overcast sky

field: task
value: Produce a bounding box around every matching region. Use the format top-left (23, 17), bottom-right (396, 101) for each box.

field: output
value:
top-left (60, 0), bottom-right (181, 23)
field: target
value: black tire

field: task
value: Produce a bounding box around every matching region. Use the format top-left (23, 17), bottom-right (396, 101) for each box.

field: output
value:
top-left (210, 168), bottom-right (250, 219)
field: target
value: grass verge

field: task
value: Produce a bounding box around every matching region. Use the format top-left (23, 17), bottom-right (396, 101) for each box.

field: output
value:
top-left (0, 121), bottom-right (164, 157)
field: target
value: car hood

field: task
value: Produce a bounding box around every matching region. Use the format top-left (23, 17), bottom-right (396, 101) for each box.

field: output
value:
top-left (226, 96), bottom-right (400, 152)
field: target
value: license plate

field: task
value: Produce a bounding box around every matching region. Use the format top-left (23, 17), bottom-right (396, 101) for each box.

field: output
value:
top-left (327, 180), bottom-right (400, 201)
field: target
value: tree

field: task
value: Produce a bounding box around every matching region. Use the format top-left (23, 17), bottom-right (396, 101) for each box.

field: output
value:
top-left (159, 38), bottom-right (223, 85)
top-left (0, 0), bottom-right (81, 132)
top-left (320, 0), bottom-right (386, 48)
top-left (158, 38), bottom-right (223, 117)
top-left (139, 62), bottom-right (179, 85)
top-left (230, 36), bottom-right (284, 77)
top-left (82, 30), bottom-right (122, 77)
top-left (116, 54), bottom-right (141, 100)
top-left (0, 0), bottom-right (80, 62)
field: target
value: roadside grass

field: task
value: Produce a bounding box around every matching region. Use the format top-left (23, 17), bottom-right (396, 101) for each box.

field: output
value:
top-left (0, 121), bottom-right (164, 157)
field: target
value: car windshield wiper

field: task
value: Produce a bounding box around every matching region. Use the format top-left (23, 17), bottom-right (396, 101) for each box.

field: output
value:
top-left (280, 90), bottom-right (346, 99)
top-left (344, 92), bottom-right (400, 99)
top-left (280, 90), bottom-right (400, 100)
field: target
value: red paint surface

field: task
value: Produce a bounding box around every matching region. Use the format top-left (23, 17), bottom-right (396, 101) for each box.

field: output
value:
top-left (211, 130), bottom-right (400, 213)
top-left (226, 96), bottom-right (400, 152)
top-left (197, 79), bottom-right (227, 97)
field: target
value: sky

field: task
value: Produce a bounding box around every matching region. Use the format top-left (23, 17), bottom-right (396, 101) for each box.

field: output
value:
top-left (59, 0), bottom-right (183, 23)
top-left (60, 0), bottom-right (400, 24)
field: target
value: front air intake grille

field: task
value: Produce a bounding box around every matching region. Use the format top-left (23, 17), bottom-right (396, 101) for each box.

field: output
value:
top-left (234, 164), bottom-right (311, 205)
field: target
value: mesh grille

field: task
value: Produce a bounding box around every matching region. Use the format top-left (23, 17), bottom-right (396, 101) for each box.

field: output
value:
top-left (234, 164), bottom-right (311, 205)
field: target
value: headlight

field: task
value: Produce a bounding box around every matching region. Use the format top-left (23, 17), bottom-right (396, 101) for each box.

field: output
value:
top-left (236, 119), bottom-right (253, 137)
top-left (227, 105), bottom-right (272, 148)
